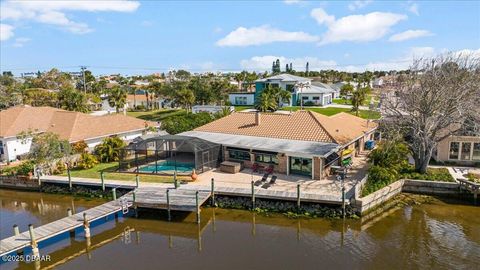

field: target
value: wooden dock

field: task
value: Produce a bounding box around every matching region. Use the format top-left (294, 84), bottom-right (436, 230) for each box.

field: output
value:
top-left (0, 198), bottom-right (130, 257)
top-left (458, 178), bottom-right (480, 204)
top-left (133, 187), bottom-right (211, 212)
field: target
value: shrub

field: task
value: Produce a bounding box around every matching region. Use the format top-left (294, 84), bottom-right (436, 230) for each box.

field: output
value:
top-left (362, 165), bottom-right (398, 196)
top-left (77, 153), bottom-right (98, 169)
top-left (400, 166), bottom-right (454, 182)
top-left (304, 101), bottom-right (315, 106)
top-left (13, 161), bottom-right (34, 175)
top-left (161, 112), bottom-right (214, 134)
top-left (94, 137), bottom-right (126, 163)
top-left (54, 161), bottom-right (67, 174)
top-left (72, 141), bottom-right (88, 153)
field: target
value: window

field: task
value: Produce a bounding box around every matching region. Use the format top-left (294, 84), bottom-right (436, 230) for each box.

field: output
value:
top-left (289, 157), bottom-right (312, 176)
top-left (312, 96), bottom-right (320, 100)
top-left (449, 142), bottom-right (459, 160)
top-left (228, 148), bottom-right (250, 161)
top-left (286, 84), bottom-right (294, 92)
top-left (255, 153), bottom-right (279, 164)
top-left (235, 96), bottom-right (248, 105)
top-left (461, 142), bottom-right (472, 160)
top-left (270, 83), bottom-right (279, 88)
top-left (302, 96), bottom-right (309, 100)
top-left (473, 143), bottom-right (480, 161)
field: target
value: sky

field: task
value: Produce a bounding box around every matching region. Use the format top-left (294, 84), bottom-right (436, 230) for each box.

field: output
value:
top-left (0, 0), bottom-right (479, 76)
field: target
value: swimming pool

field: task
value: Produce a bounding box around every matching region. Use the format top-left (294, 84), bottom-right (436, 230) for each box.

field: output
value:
top-left (138, 161), bottom-right (195, 173)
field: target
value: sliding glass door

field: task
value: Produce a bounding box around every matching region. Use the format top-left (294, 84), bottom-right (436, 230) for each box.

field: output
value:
top-left (289, 157), bottom-right (312, 176)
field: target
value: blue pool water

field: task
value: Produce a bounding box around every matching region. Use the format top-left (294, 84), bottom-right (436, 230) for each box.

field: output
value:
top-left (138, 161), bottom-right (195, 173)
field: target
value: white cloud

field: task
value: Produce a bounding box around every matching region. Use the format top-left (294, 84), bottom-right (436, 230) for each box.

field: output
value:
top-left (0, 24), bottom-right (14, 41)
top-left (311, 8), bottom-right (407, 45)
top-left (389, 29), bottom-right (433, 42)
top-left (240, 55), bottom-right (337, 71)
top-left (13, 37), bottom-right (31, 47)
top-left (0, 0), bottom-right (139, 36)
top-left (408, 3), bottom-right (419, 16)
top-left (216, 25), bottom-right (319, 47)
top-left (283, 0), bottom-right (303, 5)
top-left (348, 0), bottom-right (373, 11)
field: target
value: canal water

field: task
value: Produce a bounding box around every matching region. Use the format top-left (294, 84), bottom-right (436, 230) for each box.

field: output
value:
top-left (0, 189), bottom-right (479, 270)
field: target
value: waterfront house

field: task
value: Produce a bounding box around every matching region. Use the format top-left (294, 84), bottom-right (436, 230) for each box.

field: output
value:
top-left (0, 106), bottom-right (158, 162)
top-left (181, 110), bottom-right (378, 180)
top-left (433, 135), bottom-right (480, 165)
top-left (229, 92), bottom-right (255, 106)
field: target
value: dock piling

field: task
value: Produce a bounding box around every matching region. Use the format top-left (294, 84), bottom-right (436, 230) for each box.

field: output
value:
top-left (135, 174), bottom-right (139, 188)
top-left (67, 208), bottom-right (72, 216)
top-left (342, 187), bottom-right (346, 218)
top-left (297, 184), bottom-right (301, 211)
top-left (13, 224), bottom-right (19, 236)
top-left (166, 189), bottom-right (171, 221)
top-left (28, 224), bottom-right (39, 256)
top-left (83, 213), bottom-right (90, 238)
top-left (67, 167), bottom-right (72, 190)
top-left (251, 180), bottom-right (255, 210)
top-left (112, 188), bottom-right (117, 201)
top-left (196, 191), bottom-right (200, 224)
top-left (100, 172), bottom-right (105, 191)
top-left (211, 178), bottom-right (215, 206)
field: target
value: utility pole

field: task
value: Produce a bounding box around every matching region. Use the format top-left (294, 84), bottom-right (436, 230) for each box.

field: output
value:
top-left (80, 66), bottom-right (87, 94)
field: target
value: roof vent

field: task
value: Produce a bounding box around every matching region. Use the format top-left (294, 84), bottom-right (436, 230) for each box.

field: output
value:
top-left (255, 112), bottom-right (261, 126)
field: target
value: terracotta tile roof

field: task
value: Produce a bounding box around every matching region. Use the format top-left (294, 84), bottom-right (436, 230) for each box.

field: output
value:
top-left (194, 110), bottom-right (377, 145)
top-left (311, 112), bottom-right (378, 145)
top-left (127, 94), bottom-right (148, 102)
top-left (0, 106), bottom-right (156, 142)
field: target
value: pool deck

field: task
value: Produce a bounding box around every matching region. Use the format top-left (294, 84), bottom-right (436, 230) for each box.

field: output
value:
top-left (39, 153), bottom-right (369, 205)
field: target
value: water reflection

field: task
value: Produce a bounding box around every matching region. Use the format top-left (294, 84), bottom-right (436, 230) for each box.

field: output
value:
top-left (0, 190), bottom-right (479, 270)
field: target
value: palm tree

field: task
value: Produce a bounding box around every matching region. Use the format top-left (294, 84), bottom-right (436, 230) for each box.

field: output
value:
top-left (255, 91), bottom-right (277, 112)
top-left (175, 89), bottom-right (195, 112)
top-left (351, 88), bottom-right (367, 116)
top-left (108, 86), bottom-right (127, 113)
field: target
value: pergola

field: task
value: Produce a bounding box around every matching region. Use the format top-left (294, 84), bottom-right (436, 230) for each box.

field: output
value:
top-left (119, 135), bottom-right (221, 175)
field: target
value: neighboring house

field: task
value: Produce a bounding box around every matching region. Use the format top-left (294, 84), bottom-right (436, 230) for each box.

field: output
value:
top-left (434, 135), bottom-right (480, 165)
top-left (0, 106), bottom-right (158, 162)
top-left (229, 93), bottom-right (255, 106)
top-left (192, 105), bottom-right (234, 114)
top-left (255, 74), bottom-right (335, 107)
top-left (373, 78), bottom-right (384, 88)
top-left (182, 111), bottom-right (378, 180)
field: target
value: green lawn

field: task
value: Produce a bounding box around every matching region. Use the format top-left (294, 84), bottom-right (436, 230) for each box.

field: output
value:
top-left (333, 95), bottom-right (377, 106)
top-left (280, 106), bottom-right (381, 119)
top-left (233, 105), bottom-right (254, 111)
top-left (127, 109), bottom-right (186, 122)
top-left (60, 162), bottom-right (187, 183)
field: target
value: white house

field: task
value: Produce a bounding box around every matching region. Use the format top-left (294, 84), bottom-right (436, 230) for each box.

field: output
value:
top-left (229, 93), bottom-right (255, 106)
top-left (0, 106), bottom-right (159, 162)
top-left (254, 74), bottom-right (335, 107)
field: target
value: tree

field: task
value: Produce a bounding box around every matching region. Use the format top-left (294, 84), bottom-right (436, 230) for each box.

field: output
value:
top-left (351, 88), bottom-right (367, 116)
top-left (26, 132), bottom-right (72, 168)
top-left (108, 86), bottom-right (127, 113)
top-left (340, 84), bottom-right (354, 97)
top-left (175, 89), bottom-right (195, 112)
top-left (57, 87), bottom-right (88, 112)
top-left (383, 54), bottom-right (480, 173)
top-left (23, 88), bottom-right (58, 107)
top-left (161, 112), bottom-right (214, 134)
top-left (255, 85), bottom-right (291, 112)
top-left (94, 137), bottom-right (126, 163)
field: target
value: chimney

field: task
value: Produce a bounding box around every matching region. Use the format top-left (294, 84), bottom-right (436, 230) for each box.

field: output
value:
top-left (255, 112), bottom-right (261, 126)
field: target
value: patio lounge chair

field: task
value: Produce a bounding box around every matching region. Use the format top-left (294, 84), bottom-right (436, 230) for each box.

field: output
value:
top-left (254, 173), bottom-right (270, 186)
top-left (262, 175), bottom-right (277, 189)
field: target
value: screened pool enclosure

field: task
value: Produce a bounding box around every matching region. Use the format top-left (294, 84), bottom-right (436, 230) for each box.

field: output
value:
top-left (119, 135), bottom-right (221, 175)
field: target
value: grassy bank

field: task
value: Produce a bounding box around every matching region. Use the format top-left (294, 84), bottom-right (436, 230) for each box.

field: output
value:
top-left (361, 167), bottom-right (455, 197)
top-left (59, 162), bottom-right (184, 183)
top-left (280, 106), bottom-right (381, 119)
